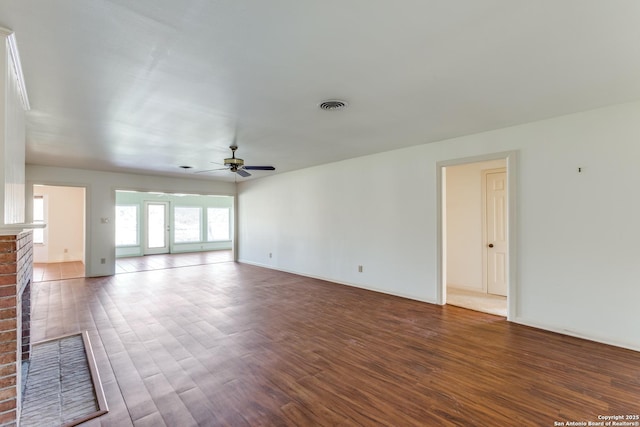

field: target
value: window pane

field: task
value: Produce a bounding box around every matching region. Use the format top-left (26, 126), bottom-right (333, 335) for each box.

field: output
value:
top-left (33, 196), bottom-right (44, 244)
top-left (174, 207), bottom-right (201, 243)
top-left (207, 208), bottom-right (230, 241)
top-left (116, 205), bottom-right (139, 246)
top-left (33, 228), bottom-right (44, 244)
top-left (33, 197), bottom-right (44, 221)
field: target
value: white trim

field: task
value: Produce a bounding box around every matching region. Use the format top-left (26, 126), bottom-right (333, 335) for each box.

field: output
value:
top-left (239, 261), bottom-right (640, 354)
top-left (513, 317), bottom-right (640, 354)
top-left (436, 150), bottom-right (518, 321)
top-left (0, 27), bottom-right (30, 110)
top-left (28, 182), bottom-right (91, 273)
top-left (0, 222), bottom-right (45, 235)
top-left (238, 259), bottom-right (437, 305)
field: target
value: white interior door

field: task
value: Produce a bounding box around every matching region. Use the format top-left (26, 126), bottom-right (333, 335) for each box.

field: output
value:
top-left (144, 201), bottom-right (170, 255)
top-left (485, 170), bottom-right (508, 296)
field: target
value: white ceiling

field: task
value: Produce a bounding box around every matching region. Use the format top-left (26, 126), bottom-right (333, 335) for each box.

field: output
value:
top-left (2, 1), bottom-right (640, 182)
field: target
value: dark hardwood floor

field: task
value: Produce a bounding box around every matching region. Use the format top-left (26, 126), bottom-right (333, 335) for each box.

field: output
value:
top-left (30, 262), bottom-right (640, 426)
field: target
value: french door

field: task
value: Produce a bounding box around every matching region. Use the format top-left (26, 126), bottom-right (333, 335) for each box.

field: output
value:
top-left (144, 201), bottom-right (170, 255)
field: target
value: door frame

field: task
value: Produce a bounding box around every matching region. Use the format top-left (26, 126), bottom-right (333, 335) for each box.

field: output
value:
top-left (143, 201), bottom-right (170, 255)
top-left (436, 151), bottom-right (518, 321)
top-left (26, 182), bottom-right (90, 275)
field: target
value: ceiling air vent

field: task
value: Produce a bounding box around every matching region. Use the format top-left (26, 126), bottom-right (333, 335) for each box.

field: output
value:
top-left (319, 100), bottom-right (347, 111)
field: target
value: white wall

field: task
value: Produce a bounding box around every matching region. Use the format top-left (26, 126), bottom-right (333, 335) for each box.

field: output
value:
top-left (33, 185), bottom-right (85, 263)
top-left (0, 31), bottom-right (27, 225)
top-left (25, 166), bottom-right (235, 276)
top-left (238, 100), bottom-right (640, 352)
top-left (446, 159), bottom-right (505, 291)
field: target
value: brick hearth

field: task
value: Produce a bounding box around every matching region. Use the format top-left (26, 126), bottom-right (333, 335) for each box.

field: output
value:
top-left (0, 231), bottom-right (33, 426)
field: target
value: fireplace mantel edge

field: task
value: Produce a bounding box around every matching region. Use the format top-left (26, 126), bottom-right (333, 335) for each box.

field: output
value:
top-left (0, 223), bottom-right (45, 236)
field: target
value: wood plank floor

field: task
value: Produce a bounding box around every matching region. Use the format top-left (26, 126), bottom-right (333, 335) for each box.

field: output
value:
top-left (30, 262), bottom-right (640, 426)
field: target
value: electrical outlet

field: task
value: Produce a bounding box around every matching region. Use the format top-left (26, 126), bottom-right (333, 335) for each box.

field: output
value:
top-left (269, 252), bottom-right (272, 258)
top-left (64, 248), bottom-right (68, 253)
top-left (358, 265), bottom-right (363, 273)
top-left (100, 258), bottom-right (106, 264)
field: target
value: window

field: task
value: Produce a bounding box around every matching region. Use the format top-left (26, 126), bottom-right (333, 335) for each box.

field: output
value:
top-left (115, 205), bottom-right (139, 246)
top-left (174, 207), bottom-right (201, 243)
top-left (207, 208), bottom-right (230, 241)
top-left (33, 196), bottom-right (45, 244)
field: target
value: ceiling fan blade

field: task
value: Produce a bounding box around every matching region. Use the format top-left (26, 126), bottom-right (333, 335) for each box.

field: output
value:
top-left (243, 166), bottom-right (275, 171)
top-left (236, 169), bottom-right (251, 177)
top-left (195, 167), bottom-right (229, 174)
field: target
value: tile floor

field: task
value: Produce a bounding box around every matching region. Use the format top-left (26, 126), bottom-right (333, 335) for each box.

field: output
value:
top-left (33, 250), bottom-right (234, 282)
top-left (33, 261), bottom-right (85, 282)
top-left (115, 250), bottom-right (233, 274)
top-left (446, 286), bottom-right (507, 317)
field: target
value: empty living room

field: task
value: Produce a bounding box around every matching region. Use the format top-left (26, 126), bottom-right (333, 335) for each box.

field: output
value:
top-left (1, 1), bottom-right (639, 426)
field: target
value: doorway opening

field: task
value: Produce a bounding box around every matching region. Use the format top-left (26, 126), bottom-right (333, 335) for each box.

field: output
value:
top-left (32, 184), bottom-right (87, 282)
top-left (115, 190), bottom-right (234, 273)
top-left (438, 153), bottom-right (516, 319)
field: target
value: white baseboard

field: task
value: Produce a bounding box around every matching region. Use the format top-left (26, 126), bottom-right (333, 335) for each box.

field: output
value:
top-left (238, 259), bottom-right (640, 353)
top-left (512, 316), bottom-right (640, 353)
top-left (237, 259), bottom-right (436, 305)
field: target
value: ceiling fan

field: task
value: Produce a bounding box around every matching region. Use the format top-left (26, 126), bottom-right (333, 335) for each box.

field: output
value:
top-left (197, 145), bottom-right (275, 177)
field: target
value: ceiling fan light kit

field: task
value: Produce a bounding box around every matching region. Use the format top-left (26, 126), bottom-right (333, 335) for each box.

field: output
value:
top-left (224, 146), bottom-right (244, 169)
top-left (197, 145), bottom-right (275, 178)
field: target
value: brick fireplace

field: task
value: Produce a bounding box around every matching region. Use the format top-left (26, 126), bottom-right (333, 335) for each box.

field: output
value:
top-left (0, 231), bottom-right (33, 426)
